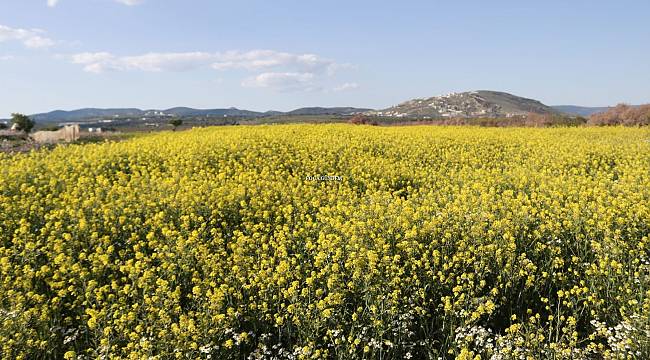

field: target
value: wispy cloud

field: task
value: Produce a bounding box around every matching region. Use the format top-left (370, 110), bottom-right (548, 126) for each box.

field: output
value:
top-left (333, 82), bottom-right (360, 92)
top-left (71, 51), bottom-right (217, 72)
top-left (0, 55), bottom-right (15, 61)
top-left (0, 24), bottom-right (56, 49)
top-left (71, 50), bottom-right (339, 74)
top-left (242, 72), bottom-right (317, 92)
top-left (47, 0), bottom-right (59, 7)
top-left (69, 50), bottom-right (354, 92)
top-left (212, 50), bottom-right (340, 75)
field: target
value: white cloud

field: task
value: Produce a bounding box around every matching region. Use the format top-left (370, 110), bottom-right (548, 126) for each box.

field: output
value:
top-left (71, 52), bottom-right (117, 72)
top-left (333, 82), bottom-right (360, 92)
top-left (0, 55), bottom-right (15, 61)
top-left (0, 25), bottom-right (56, 48)
top-left (71, 51), bottom-right (217, 73)
top-left (212, 50), bottom-right (338, 75)
top-left (47, 0), bottom-right (59, 7)
top-left (242, 72), bottom-right (316, 91)
top-left (70, 50), bottom-right (342, 74)
top-left (122, 52), bottom-right (217, 72)
top-left (23, 35), bottom-right (56, 48)
top-left (69, 49), bottom-right (353, 92)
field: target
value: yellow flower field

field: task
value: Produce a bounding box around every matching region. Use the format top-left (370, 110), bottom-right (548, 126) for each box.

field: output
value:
top-left (1, 125), bottom-right (649, 359)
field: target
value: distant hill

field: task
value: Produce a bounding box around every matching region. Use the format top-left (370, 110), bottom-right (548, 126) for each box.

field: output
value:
top-left (286, 107), bottom-right (372, 116)
top-left (28, 107), bottom-right (265, 123)
top-left (369, 91), bottom-right (559, 118)
top-left (23, 106), bottom-right (373, 123)
top-left (552, 105), bottom-right (611, 117)
top-left (30, 108), bottom-right (144, 122)
top-left (162, 107), bottom-right (264, 117)
top-left (12, 95), bottom-right (637, 124)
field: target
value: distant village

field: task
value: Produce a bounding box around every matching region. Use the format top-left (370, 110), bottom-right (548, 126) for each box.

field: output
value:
top-left (369, 92), bottom-right (517, 118)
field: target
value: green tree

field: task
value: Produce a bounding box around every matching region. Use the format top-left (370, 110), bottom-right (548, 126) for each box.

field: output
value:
top-left (11, 113), bottom-right (35, 134)
top-left (169, 118), bottom-right (183, 131)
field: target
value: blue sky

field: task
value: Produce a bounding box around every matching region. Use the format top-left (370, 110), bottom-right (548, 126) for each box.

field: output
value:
top-left (1, 0), bottom-right (649, 117)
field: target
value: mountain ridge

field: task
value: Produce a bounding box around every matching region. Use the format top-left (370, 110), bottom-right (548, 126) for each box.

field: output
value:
top-left (3, 90), bottom-right (632, 123)
top-left (23, 107), bottom-right (372, 123)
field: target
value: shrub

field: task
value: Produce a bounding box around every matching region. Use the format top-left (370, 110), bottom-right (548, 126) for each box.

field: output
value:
top-left (348, 115), bottom-right (378, 125)
top-left (10, 113), bottom-right (35, 133)
top-left (589, 104), bottom-right (650, 126)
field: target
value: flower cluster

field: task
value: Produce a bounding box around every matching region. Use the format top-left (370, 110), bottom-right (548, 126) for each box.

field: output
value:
top-left (0, 125), bottom-right (649, 359)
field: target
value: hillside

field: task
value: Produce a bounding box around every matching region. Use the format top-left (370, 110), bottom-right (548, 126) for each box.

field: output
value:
top-left (370, 90), bottom-right (559, 118)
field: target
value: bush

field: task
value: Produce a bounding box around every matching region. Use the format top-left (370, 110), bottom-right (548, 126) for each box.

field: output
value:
top-left (348, 115), bottom-right (378, 125)
top-left (523, 113), bottom-right (588, 127)
top-left (589, 104), bottom-right (650, 126)
top-left (40, 126), bottom-right (62, 132)
top-left (11, 113), bottom-right (35, 133)
top-left (169, 118), bottom-right (184, 131)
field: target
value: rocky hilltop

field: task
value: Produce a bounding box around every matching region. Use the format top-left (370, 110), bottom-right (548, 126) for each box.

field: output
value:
top-left (370, 90), bottom-right (559, 118)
